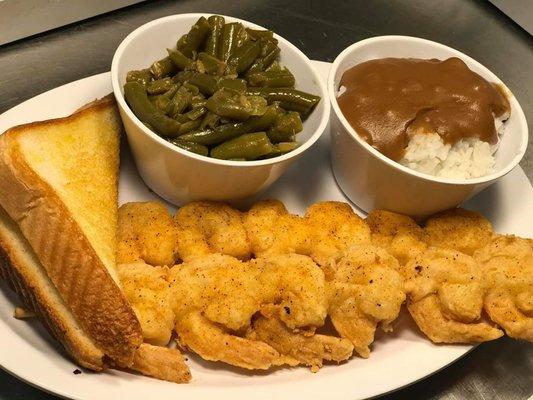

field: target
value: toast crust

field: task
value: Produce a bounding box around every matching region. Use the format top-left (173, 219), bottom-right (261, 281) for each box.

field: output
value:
top-left (0, 207), bottom-right (105, 370)
top-left (0, 97), bottom-right (142, 366)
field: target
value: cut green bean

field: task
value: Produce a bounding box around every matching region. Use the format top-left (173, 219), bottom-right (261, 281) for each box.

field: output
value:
top-left (126, 69), bottom-right (152, 86)
top-left (167, 49), bottom-right (193, 70)
top-left (150, 57), bottom-right (176, 79)
top-left (248, 70), bottom-right (295, 88)
top-left (260, 141), bottom-right (300, 158)
top-left (197, 52), bottom-right (226, 75)
top-left (206, 88), bottom-right (254, 121)
top-left (178, 118), bottom-right (202, 135)
top-left (217, 77), bottom-right (247, 92)
top-left (245, 28), bottom-right (274, 40)
top-left (246, 87), bottom-right (320, 113)
top-left (176, 16), bottom-right (211, 58)
top-left (267, 111), bottom-right (303, 142)
top-left (218, 23), bottom-right (242, 62)
top-left (200, 111), bottom-right (220, 129)
top-left (185, 106), bottom-right (207, 120)
top-left (227, 39), bottom-right (262, 74)
top-left (147, 78), bottom-right (174, 95)
top-left (172, 71), bottom-right (218, 95)
top-left (211, 132), bottom-right (274, 160)
top-left (205, 15), bottom-right (225, 56)
top-left (124, 81), bottom-right (181, 137)
top-left (170, 140), bottom-right (209, 157)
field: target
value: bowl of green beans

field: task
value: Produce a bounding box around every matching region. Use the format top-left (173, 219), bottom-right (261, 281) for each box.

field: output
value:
top-left (111, 13), bottom-right (329, 204)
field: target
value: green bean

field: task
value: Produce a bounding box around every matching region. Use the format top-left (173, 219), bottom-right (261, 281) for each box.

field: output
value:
top-left (246, 87), bottom-right (320, 114)
top-left (176, 16), bottom-right (211, 58)
top-left (227, 39), bottom-right (262, 74)
top-left (200, 111), bottom-right (220, 129)
top-left (147, 78), bottom-right (174, 94)
top-left (185, 106), bottom-right (207, 120)
top-left (218, 23), bottom-right (242, 62)
top-left (205, 15), bottom-right (225, 56)
top-left (170, 140), bottom-right (209, 157)
top-left (260, 141), bottom-right (300, 158)
top-left (248, 96), bottom-right (268, 116)
top-left (169, 86), bottom-right (193, 116)
top-left (210, 132), bottom-right (274, 160)
top-left (126, 69), bottom-right (152, 86)
top-left (246, 39), bottom-right (280, 74)
top-left (124, 81), bottom-right (181, 137)
top-left (167, 49), bottom-right (193, 70)
top-left (149, 84), bottom-right (179, 114)
top-left (248, 70), bottom-right (295, 88)
top-left (179, 103), bottom-right (282, 145)
top-left (235, 23), bottom-right (249, 48)
top-left (217, 77), bottom-right (247, 92)
top-left (245, 28), bottom-right (274, 40)
top-left (178, 118), bottom-right (202, 135)
top-left (183, 82), bottom-right (200, 95)
top-left (264, 60), bottom-right (282, 72)
top-left (206, 88), bottom-right (253, 121)
top-left (174, 113), bottom-right (191, 123)
top-left (150, 57), bottom-right (176, 79)
top-left (267, 111), bottom-right (303, 142)
top-left (172, 71), bottom-right (218, 96)
top-left (197, 52), bottom-right (226, 75)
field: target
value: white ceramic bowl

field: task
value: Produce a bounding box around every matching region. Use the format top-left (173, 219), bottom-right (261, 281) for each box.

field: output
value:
top-left (328, 36), bottom-right (528, 218)
top-left (112, 14), bottom-right (329, 205)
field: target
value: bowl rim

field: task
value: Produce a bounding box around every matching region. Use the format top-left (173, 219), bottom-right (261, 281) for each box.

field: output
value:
top-left (327, 35), bottom-right (529, 185)
top-left (111, 13), bottom-right (330, 167)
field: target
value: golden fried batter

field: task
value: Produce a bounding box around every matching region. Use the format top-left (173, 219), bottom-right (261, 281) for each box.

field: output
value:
top-left (425, 208), bottom-right (494, 255)
top-left (305, 202), bottom-right (371, 272)
top-left (117, 262), bottom-right (175, 346)
top-left (327, 245), bottom-right (405, 357)
top-left (168, 253), bottom-right (329, 370)
top-left (118, 202), bottom-right (178, 266)
top-left (248, 305), bottom-right (353, 371)
top-left (403, 248), bottom-right (503, 343)
top-left (474, 235), bottom-right (533, 341)
top-left (175, 201), bottom-right (251, 261)
top-left (366, 210), bottom-right (427, 265)
top-left (176, 311), bottom-right (296, 370)
top-left (244, 200), bottom-right (310, 256)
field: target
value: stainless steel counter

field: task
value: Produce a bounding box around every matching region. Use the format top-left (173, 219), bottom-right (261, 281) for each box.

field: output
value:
top-left (0, 0), bottom-right (531, 398)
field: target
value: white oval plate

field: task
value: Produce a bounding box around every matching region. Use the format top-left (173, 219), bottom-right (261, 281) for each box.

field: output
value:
top-left (0, 61), bottom-right (532, 400)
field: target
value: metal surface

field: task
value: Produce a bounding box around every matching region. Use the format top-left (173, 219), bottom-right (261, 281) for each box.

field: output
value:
top-left (0, 0), bottom-right (146, 46)
top-left (0, 0), bottom-right (531, 398)
top-left (488, 0), bottom-right (533, 35)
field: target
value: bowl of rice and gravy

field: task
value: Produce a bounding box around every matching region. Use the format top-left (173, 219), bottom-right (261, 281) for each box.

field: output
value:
top-left (328, 36), bottom-right (528, 218)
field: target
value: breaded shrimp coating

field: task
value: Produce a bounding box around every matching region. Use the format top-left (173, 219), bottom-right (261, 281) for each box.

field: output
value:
top-left (366, 210), bottom-right (427, 265)
top-left (175, 201), bottom-right (251, 261)
top-left (474, 235), bottom-right (533, 341)
top-left (247, 305), bottom-right (354, 371)
top-left (168, 253), bottom-right (329, 370)
top-left (403, 248), bottom-right (503, 343)
top-left (305, 202), bottom-right (371, 269)
top-left (424, 208), bottom-right (494, 255)
top-left (327, 246), bottom-right (406, 358)
top-left (117, 262), bottom-right (175, 346)
top-left (118, 202), bottom-right (178, 266)
top-left (244, 200), bottom-right (310, 256)
top-left (176, 312), bottom-right (295, 370)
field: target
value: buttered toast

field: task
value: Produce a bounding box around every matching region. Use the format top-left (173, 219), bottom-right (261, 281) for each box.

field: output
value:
top-left (0, 96), bottom-right (142, 368)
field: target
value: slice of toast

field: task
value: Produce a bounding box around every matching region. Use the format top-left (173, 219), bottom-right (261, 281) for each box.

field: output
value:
top-left (0, 206), bottom-right (105, 370)
top-left (0, 96), bottom-right (142, 367)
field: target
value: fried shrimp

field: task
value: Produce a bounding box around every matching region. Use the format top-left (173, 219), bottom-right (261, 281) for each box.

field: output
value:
top-left (247, 305), bottom-right (354, 371)
top-left (176, 312), bottom-right (295, 370)
top-left (174, 201), bottom-right (251, 261)
top-left (244, 200), bottom-right (310, 256)
top-left (117, 262), bottom-right (175, 346)
top-left (168, 253), bottom-right (329, 369)
top-left (474, 236), bottom-right (533, 341)
top-left (424, 208), bottom-right (494, 255)
top-left (305, 202), bottom-right (371, 271)
top-left (327, 245), bottom-right (406, 358)
top-left (403, 248), bottom-right (503, 343)
top-left (117, 202), bottom-right (177, 266)
top-left (366, 210), bottom-right (427, 265)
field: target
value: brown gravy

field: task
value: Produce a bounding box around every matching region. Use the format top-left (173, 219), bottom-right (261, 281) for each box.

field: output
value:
top-left (337, 57), bottom-right (510, 161)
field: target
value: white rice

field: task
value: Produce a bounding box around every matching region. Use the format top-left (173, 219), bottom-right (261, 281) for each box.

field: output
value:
top-left (399, 119), bottom-right (505, 179)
